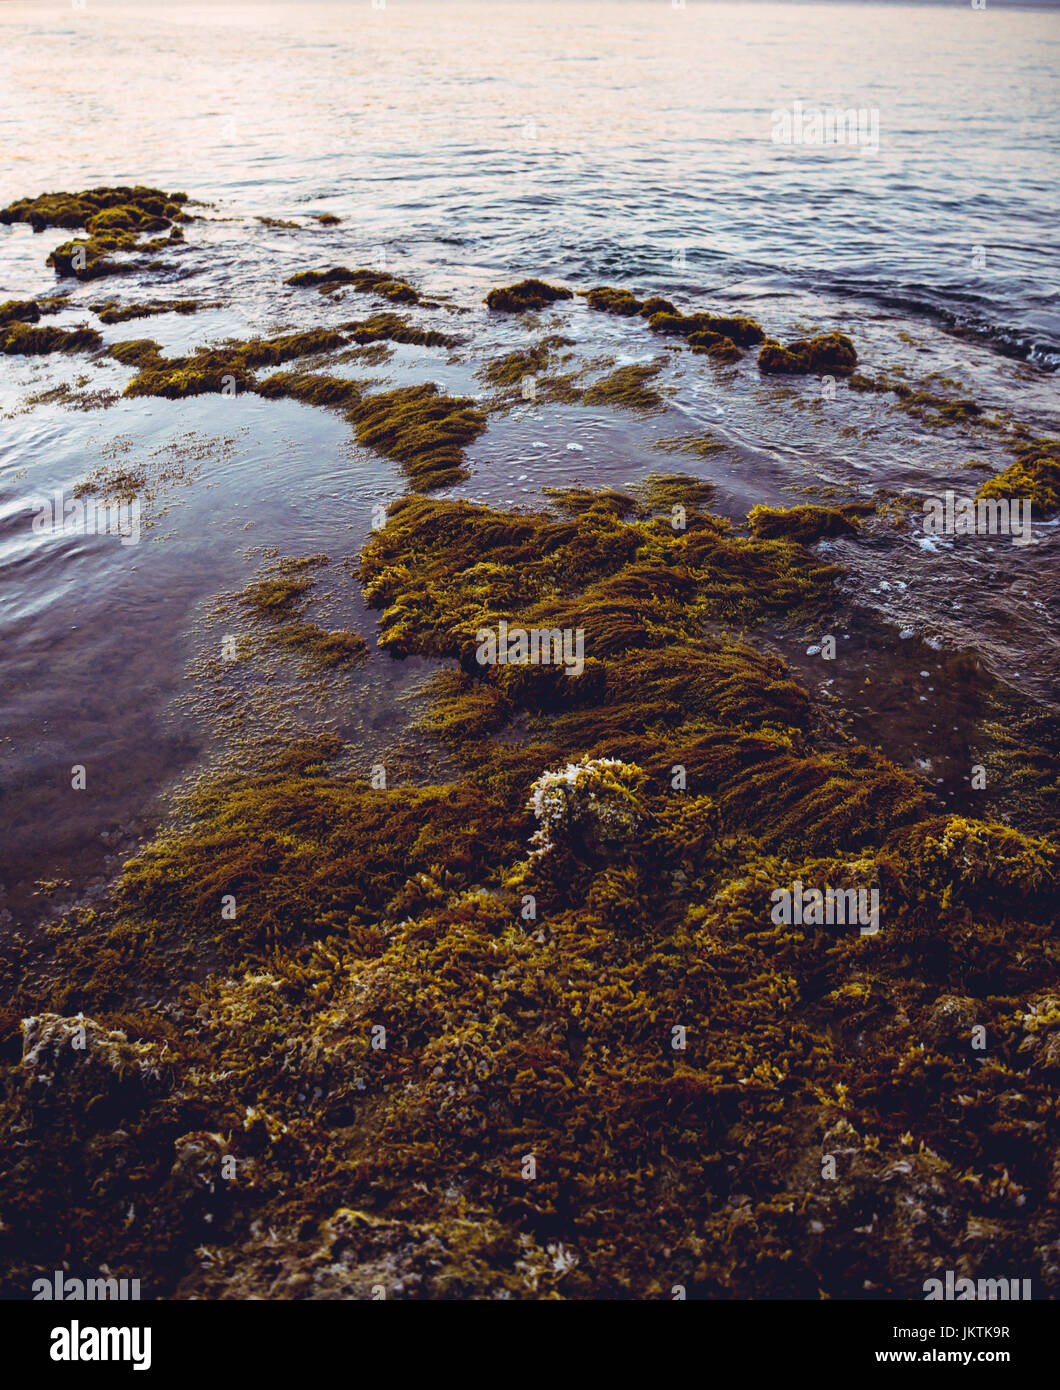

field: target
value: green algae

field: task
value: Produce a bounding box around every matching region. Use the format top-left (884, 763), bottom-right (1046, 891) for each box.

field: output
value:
top-left (0, 185), bottom-right (186, 233)
top-left (349, 384), bottom-right (487, 491)
top-left (235, 556), bottom-right (369, 673)
top-left (1, 323), bottom-right (102, 355)
top-left (976, 438), bottom-right (1060, 515)
top-left (748, 504), bottom-right (859, 544)
top-left (1, 187), bottom-right (188, 282)
top-left (485, 279), bottom-right (574, 312)
top-left (758, 332), bottom-right (857, 376)
top-left (286, 267), bottom-right (421, 304)
top-left (91, 298), bottom-right (210, 325)
top-left (688, 331), bottom-right (742, 363)
top-left (847, 370), bottom-right (995, 428)
top-left (251, 371), bottom-right (486, 491)
top-left (648, 309), bottom-right (766, 348)
top-left (112, 329), bottom-right (347, 398)
top-left (585, 286), bottom-right (643, 317)
top-left (3, 476), bottom-right (1058, 1301)
top-left (582, 362), bottom-right (665, 412)
top-left (342, 311), bottom-right (454, 348)
top-left (653, 431), bottom-right (730, 458)
top-left (0, 299), bottom-right (40, 326)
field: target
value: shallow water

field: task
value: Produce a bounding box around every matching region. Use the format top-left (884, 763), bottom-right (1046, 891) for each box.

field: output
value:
top-left (1, 0), bottom-right (1058, 923)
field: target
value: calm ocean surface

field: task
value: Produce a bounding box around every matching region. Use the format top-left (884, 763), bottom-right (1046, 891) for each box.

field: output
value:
top-left (1, 0), bottom-right (1058, 922)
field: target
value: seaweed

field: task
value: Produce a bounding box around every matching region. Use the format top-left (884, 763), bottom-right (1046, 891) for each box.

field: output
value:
top-left (113, 329), bottom-right (347, 398)
top-left (4, 478), bottom-right (1058, 1302)
top-left (582, 362), bottom-right (665, 412)
top-left (648, 309), bottom-right (765, 348)
top-left (976, 438), bottom-right (1060, 515)
top-left (0, 186), bottom-right (186, 233)
top-left (349, 384), bottom-right (487, 491)
top-left (286, 267), bottom-right (420, 304)
top-left (758, 332), bottom-right (857, 376)
top-left (341, 312), bottom-right (454, 348)
top-left (1, 323), bottom-right (102, 355)
top-left (485, 279), bottom-right (574, 312)
top-left (585, 286), bottom-right (643, 316)
top-left (91, 299), bottom-right (209, 325)
top-left (234, 555), bottom-right (368, 672)
top-left (0, 299), bottom-right (40, 326)
top-left (747, 504), bottom-right (859, 543)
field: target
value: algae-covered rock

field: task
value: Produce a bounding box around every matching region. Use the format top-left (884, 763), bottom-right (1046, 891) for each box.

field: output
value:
top-left (18, 1013), bottom-right (170, 1117)
top-left (758, 331), bottom-right (857, 376)
top-left (2, 323), bottom-right (102, 355)
top-left (648, 309), bottom-right (765, 347)
top-left (880, 815), bottom-right (1059, 909)
top-left (0, 299), bottom-right (40, 326)
top-left (747, 504), bottom-right (858, 544)
top-left (976, 438), bottom-right (1060, 516)
top-left (485, 279), bottom-right (573, 312)
top-left (0, 185), bottom-right (186, 233)
top-left (528, 757), bottom-right (648, 860)
top-left (286, 266), bottom-right (421, 303)
top-left (585, 286), bottom-right (643, 316)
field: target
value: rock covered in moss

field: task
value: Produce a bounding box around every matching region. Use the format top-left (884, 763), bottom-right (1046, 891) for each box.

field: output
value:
top-left (18, 1013), bottom-right (170, 1116)
top-left (0, 186), bottom-right (186, 233)
top-left (0, 299), bottom-right (40, 326)
top-left (758, 331), bottom-right (857, 376)
top-left (528, 758), bottom-right (648, 860)
top-left (485, 279), bottom-right (573, 312)
top-left (748, 504), bottom-right (859, 543)
top-left (648, 309), bottom-right (765, 347)
top-left (880, 815), bottom-right (1059, 909)
top-left (286, 266), bottom-right (421, 303)
top-left (2, 323), bottom-right (102, 355)
top-left (976, 438), bottom-right (1060, 516)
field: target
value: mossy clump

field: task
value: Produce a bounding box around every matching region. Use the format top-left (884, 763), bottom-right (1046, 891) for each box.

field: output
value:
top-left (313, 213), bottom-right (342, 226)
top-left (91, 299), bottom-right (207, 325)
top-left (0, 186), bottom-right (186, 234)
top-left (648, 309), bottom-right (765, 348)
top-left (582, 362), bottom-right (665, 412)
top-left (252, 371), bottom-right (364, 411)
top-left (2, 323), bottom-right (102, 355)
top-left (976, 439), bottom-right (1060, 516)
top-left (0, 299), bottom-right (40, 326)
top-left (6, 475), bottom-right (1059, 1301)
top-left (585, 287), bottom-right (679, 319)
top-left (286, 267), bottom-right (420, 304)
top-left (1, 187), bottom-right (187, 281)
top-left (758, 332), bottom-right (857, 376)
top-left (114, 329), bottom-right (346, 399)
top-left (879, 815), bottom-right (1059, 911)
top-left (350, 384), bottom-right (488, 491)
top-left (235, 556), bottom-right (369, 673)
top-left (687, 330), bottom-right (741, 363)
top-left (485, 279), bottom-right (573, 312)
top-left (748, 504), bottom-right (859, 544)
top-left (585, 286), bottom-right (643, 317)
top-left (342, 312), bottom-right (454, 348)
